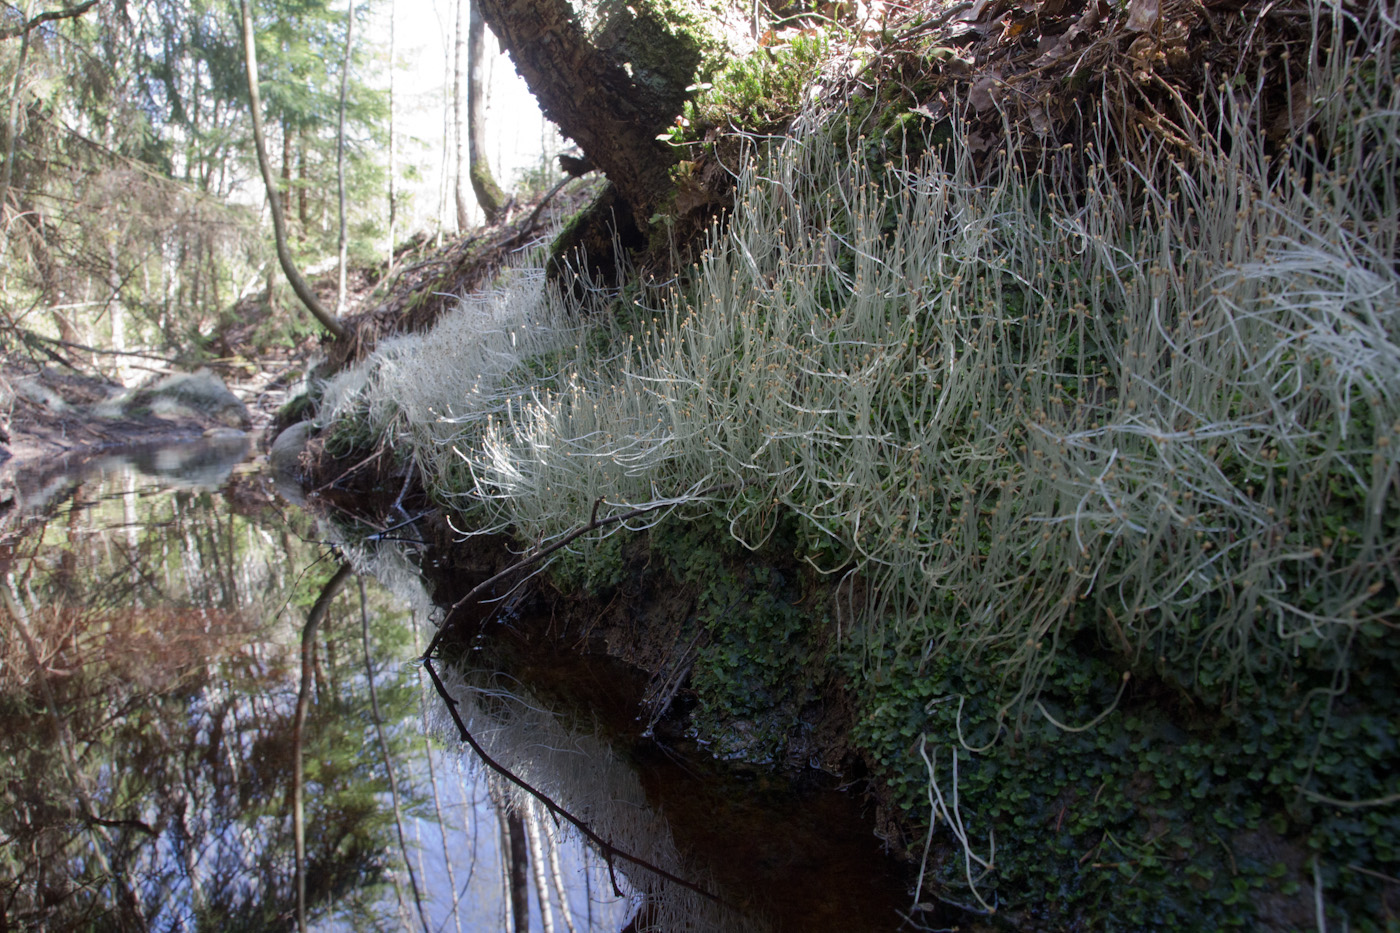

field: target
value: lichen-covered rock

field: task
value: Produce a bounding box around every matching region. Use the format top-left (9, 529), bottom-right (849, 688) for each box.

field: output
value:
top-left (269, 419), bottom-right (315, 483)
top-left (122, 368), bottom-right (251, 428)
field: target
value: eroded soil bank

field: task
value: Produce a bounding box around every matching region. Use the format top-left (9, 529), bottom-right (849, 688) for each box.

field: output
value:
top-left (302, 467), bottom-right (943, 931)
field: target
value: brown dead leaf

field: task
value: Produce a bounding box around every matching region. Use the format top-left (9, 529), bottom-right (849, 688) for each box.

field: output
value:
top-left (1029, 101), bottom-right (1054, 137)
top-left (970, 71), bottom-right (1003, 112)
top-left (1126, 0), bottom-right (1159, 32)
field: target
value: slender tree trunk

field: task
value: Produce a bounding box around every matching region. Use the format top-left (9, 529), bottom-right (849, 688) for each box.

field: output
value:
top-left (0, 0), bottom-right (35, 263)
top-left (281, 120), bottom-right (293, 218)
top-left (467, 2), bottom-right (506, 224)
top-left (525, 804), bottom-right (557, 933)
top-left (452, 0), bottom-right (471, 230)
top-left (238, 0), bottom-right (347, 339)
top-left (358, 576), bottom-right (434, 933)
top-left (335, 0), bottom-right (355, 314)
top-left (386, 0), bottom-right (397, 269)
top-left (507, 809), bottom-right (531, 933)
top-left (297, 130), bottom-right (309, 232)
top-left (546, 813), bottom-right (579, 933)
top-left (437, 34), bottom-right (451, 241)
top-left (107, 236), bottom-right (127, 385)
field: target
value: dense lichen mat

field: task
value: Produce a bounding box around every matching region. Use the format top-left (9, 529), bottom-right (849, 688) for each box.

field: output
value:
top-left (316, 0), bottom-right (1400, 924)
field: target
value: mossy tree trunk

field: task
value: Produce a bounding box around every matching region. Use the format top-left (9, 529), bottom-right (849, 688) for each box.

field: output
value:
top-left (467, 1), bottom-right (506, 225)
top-left (472, 0), bottom-right (720, 231)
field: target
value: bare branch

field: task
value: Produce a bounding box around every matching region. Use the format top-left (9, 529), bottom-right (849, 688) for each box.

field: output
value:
top-left (0, 0), bottom-right (100, 42)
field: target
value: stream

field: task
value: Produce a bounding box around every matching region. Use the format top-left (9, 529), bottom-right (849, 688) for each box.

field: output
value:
top-left (0, 439), bottom-right (913, 932)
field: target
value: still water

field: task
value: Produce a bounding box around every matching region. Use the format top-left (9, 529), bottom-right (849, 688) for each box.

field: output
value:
top-left (1, 439), bottom-right (910, 931)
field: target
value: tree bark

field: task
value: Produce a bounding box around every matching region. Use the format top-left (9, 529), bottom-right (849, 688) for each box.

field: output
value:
top-left (386, 0), bottom-right (398, 269)
top-left (336, 0), bottom-right (355, 314)
top-left (467, 2), bottom-right (506, 224)
top-left (471, 0), bottom-right (702, 228)
top-left (239, 0), bottom-right (347, 340)
top-left (281, 120), bottom-right (293, 219)
top-left (0, 0), bottom-right (35, 260)
top-left (453, 0), bottom-right (472, 230)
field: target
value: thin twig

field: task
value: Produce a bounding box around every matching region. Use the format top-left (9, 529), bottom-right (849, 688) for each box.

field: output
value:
top-left (420, 481), bottom-right (741, 660)
top-left (422, 658), bottom-right (725, 906)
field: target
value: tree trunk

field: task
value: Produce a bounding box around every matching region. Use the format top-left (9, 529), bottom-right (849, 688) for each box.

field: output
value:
top-left (358, 576), bottom-right (433, 933)
top-left (293, 563), bottom-right (352, 933)
top-left (386, 0), bottom-right (398, 269)
top-left (467, 2), bottom-right (505, 224)
top-left (239, 0), bottom-right (346, 339)
top-left (297, 130), bottom-right (309, 233)
top-left (506, 809), bottom-right (531, 933)
top-left (281, 119), bottom-right (293, 219)
top-left (471, 0), bottom-right (708, 228)
top-left (0, 0), bottom-right (35, 262)
top-left (453, 0), bottom-right (472, 230)
top-left (524, 805), bottom-right (557, 933)
top-left (107, 235), bottom-right (127, 385)
top-left (336, 0), bottom-right (355, 314)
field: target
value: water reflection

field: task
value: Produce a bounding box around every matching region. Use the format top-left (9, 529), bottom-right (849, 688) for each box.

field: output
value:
top-left (0, 443), bottom-right (629, 932)
top-left (3, 442), bottom-right (911, 932)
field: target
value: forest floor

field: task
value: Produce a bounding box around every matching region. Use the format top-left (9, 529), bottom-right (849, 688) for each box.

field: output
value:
top-left (0, 348), bottom-right (303, 473)
top-left (1, 178), bottom-right (596, 505)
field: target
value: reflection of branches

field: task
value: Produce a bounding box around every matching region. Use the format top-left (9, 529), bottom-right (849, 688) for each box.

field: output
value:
top-left (357, 574), bottom-right (433, 933)
top-left (293, 562), bottom-right (351, 933)
top-left (414, 641), bottom-right (466, 933)
top-left (1, 577), bottom-right (148, 928)
top-left (423, 658), bottom-right (724, 906)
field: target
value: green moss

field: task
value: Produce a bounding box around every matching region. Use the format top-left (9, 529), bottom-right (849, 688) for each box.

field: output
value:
top-left (276, 389), bottom-right (316, 426)
top-left (320, 406), bottom-right (379, 461)
top-left (642, 513), bottom-right (828, 762)
top-left (548, 531), bottom-right (628, 595)
top-left (592, 0), bottom-right (726, 118)
top-left (663, 32), bottom-right (829, 144)
top-left (844, 624), bottom-right (1400, 930)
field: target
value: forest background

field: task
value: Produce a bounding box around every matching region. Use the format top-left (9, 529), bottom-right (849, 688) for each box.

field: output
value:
top-left (0, 0), bottom-right (556, 395)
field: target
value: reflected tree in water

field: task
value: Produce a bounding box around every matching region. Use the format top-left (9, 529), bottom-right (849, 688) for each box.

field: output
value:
top-left (0, 471), bottom-right (422, 931)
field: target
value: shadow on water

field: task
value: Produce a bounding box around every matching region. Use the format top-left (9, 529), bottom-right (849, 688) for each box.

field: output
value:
top-left (1, 439), bottom-right (918, 932)
top-left (485, 642), bottom-right (914, 932)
